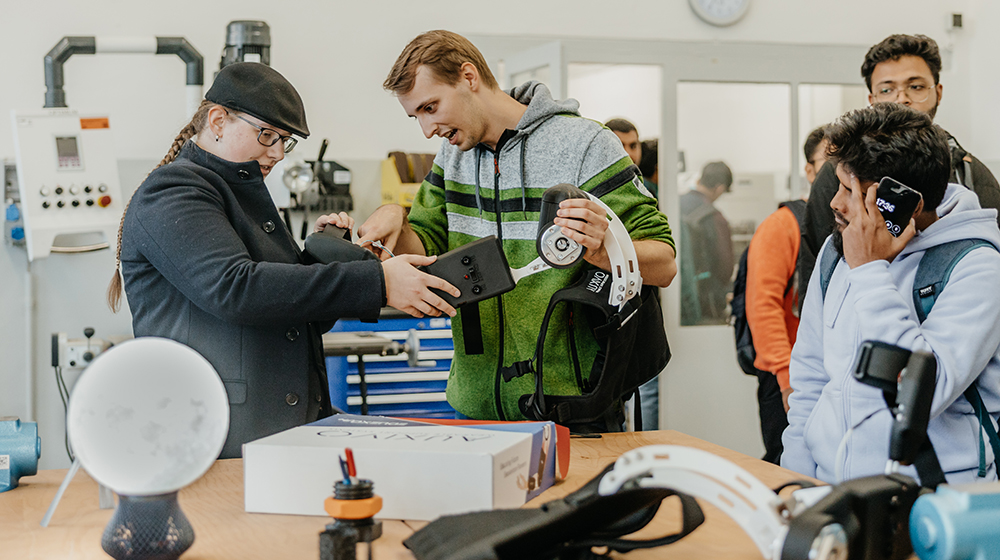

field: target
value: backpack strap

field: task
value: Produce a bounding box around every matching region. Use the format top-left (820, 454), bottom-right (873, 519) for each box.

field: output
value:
top-left (818, 240), bottom-right (841, 301)
top-left (966, 384), bottom-right (1000, 478)
top-left (912, 239), bottom-right (993, 323)
top-left (964, 159), bottom-right (976, 192)
top-left (778, 200), bottom-right (808, 304)
top-left (779, 199), bottom-right (807, 224)
top-left (911, 238), bottom-right (1000, 477)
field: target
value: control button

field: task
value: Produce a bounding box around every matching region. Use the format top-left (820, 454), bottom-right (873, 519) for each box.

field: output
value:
top-left (55, 186), bottom-right (64, 195)
top-left (84, 185), bottom-right (93, 193)
top-left (262, 221), bottom-right (275, 233)
top-left (472, 285), bottom-right (482, 294)
top-left (41, 201), bottom-right (50, 209)
top-left (98, 184), bottom-right (108, 193)
top-left (285, 393), bottom-right (299, 406)
top-left (85, 199), bottom-right (94, 206)
top-left (39, 187), bottom-right (50, 197)
top-left (69, 185), bottom-right (80, 195)
top-left (98, 196), bottom-right (112, 208)
top-left (286, 327), bottom-right (299, 341)
top-left (56, 200), bottom-right (65, 208)
top-left (71, 199), bottom-right (80, 207)
top-left (461, 256), bottom-right (471, 265)
top-left (237, 169), bottom-right (250, 180)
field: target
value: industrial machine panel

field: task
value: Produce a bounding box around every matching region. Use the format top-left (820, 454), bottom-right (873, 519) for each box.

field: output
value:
top-left (11, 109), bottom-right (125, 260)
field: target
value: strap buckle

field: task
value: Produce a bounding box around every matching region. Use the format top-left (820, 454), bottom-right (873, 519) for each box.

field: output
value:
top-left (501, 360), bottom-right (534, 382)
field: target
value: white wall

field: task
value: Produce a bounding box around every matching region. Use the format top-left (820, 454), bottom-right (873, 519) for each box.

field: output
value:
top-left (0, 0), bottom-right (984, 163)
top-left (568, 64), bottom-right (663, 139)
top-left (2, 0), bottom-right (993, 469)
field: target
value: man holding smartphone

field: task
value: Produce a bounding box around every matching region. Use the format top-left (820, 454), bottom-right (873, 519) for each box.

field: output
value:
top-left (782, 103), bottom-right (1000, 484)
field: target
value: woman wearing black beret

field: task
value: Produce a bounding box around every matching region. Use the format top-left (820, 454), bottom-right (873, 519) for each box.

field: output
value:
top-left (107, 62), bottom-right (458, 458)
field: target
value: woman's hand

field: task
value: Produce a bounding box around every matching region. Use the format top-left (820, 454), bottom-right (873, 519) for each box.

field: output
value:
top-left (382, 254), bottom-right (459, 318)
top-left (314, 212), bottom-right (355, 235)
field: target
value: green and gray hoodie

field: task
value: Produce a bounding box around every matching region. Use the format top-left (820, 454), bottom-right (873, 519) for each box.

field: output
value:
top-left (408, 81), bottom-right (674, 421)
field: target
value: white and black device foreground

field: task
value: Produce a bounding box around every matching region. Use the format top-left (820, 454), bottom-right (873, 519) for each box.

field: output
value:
top-left (428, 183), bottom-right (644, 311)
top-left (513, 183), bottom-right (643, 311)
top-left (304, 183), bottom-right (643, 312)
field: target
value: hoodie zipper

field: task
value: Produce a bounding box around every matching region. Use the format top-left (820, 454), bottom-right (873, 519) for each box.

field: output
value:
top-left (492, 149), bottom-right (507, 421)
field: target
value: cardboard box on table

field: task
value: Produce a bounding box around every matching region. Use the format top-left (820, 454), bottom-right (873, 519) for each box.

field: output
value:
top-left (243, 414), bottom-right (569, 521)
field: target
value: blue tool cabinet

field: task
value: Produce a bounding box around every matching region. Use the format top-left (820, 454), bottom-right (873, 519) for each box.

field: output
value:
top-left (326, 312), bottom-right (456, 418)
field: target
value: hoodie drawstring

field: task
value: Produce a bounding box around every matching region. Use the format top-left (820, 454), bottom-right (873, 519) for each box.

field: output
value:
top-left (474, 146), bottom-right (483, 217)
top-left (474, 134), bottom-right (528, 221)
top-left (519, 136), bottom-right (528, 219)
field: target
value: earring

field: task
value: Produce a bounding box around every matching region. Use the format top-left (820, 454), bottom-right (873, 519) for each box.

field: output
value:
top-left (215, 135), bottom-right (220, 142)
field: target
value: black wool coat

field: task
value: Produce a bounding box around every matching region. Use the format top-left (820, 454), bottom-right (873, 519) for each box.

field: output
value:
top-left (121, 141), bottom-right (384, 458)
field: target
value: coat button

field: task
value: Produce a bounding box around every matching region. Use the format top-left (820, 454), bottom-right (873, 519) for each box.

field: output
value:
top-left (285, 393), bottom-right (299, 406)
top-left (315, 393), bottom-right (323, 403)
top-left (262, 220), bottom-right (275, 233)
top-left (286, 327), bottom-right (299, 341)
top-left (237, 169), bottom-right (250, 180)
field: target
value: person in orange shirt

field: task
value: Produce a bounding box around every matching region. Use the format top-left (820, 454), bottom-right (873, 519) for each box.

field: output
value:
top-left (745, 126), bottom-right (828, 463)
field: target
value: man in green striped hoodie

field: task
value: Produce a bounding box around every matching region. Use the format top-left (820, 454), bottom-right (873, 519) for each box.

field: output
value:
top-left (358, 30), bottom-right (676, 427)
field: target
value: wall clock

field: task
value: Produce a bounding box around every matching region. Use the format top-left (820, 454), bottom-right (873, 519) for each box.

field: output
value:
top-left (689, 0), bottom-right (751, 27)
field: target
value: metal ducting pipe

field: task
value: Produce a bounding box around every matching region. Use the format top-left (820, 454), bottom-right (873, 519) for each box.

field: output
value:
top-left (43, 35), bottom-right (204, 117)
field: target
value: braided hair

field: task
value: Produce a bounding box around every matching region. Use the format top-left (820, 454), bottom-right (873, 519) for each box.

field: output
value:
top-left (106, 99), bottom-right (216, 312)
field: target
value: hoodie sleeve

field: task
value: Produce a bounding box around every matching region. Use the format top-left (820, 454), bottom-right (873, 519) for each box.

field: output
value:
top-left (126, 166), bottom-right (385, 325)
top-left (847, 246), bottom-right (1000, 418)
top-left (407, 160), bottom-right (450, 257)
top-left (781, 240), bottom-right (833, 478)
top-left (578, 128), bottom-right (674, 250)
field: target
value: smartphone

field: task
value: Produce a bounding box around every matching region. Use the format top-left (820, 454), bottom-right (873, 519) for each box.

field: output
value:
top-left (875, 177), bottom-right (922, 237)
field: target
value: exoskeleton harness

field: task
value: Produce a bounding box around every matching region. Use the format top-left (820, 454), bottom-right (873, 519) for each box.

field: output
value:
top-left (503, 184), bottom-right (670, 429)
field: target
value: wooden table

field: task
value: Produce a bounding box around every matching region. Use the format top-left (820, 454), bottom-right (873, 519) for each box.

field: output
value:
top-left (1, 430), bottom-right (810, 559)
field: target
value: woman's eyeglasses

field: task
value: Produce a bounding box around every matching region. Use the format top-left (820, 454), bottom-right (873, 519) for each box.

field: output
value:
top-left (228, 111), bottom-right (298, 153)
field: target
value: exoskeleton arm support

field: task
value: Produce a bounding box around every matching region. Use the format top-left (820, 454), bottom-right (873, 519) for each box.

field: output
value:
top-left (597, 445), bottom-right (791, 560)
top-left (511, 188), bottom-right (642, 311)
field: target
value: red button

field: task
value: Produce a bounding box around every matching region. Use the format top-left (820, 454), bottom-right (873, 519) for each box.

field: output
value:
top-left (98, 196), bottom-right (112, 208)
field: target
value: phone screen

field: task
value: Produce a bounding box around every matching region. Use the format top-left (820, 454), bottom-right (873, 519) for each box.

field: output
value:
top-left (875, 177), bottom-right (922, 237)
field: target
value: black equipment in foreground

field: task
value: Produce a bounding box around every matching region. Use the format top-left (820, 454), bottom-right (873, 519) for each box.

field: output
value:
top-left (404, 463), bottom-right (704, 560)
top-left (420, 236), bottom-right (516, 308)
top-left (304, 225), bottom-right (377, 265)
top-left (304, 229), bottom-right (515, 310)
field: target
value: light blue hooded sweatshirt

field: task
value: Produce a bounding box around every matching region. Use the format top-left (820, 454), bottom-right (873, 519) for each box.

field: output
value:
top-left (782, 183), bottom-right (1000, 484)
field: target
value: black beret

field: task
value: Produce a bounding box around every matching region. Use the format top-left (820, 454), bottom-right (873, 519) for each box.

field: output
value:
top-left (206, 62), bottom-right (310, 138)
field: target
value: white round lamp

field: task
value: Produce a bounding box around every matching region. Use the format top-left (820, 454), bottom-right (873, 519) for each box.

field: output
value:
top-left (67, 337), bottom-right (229, 560)
top-left (282, 160), bottom-right (315, 195)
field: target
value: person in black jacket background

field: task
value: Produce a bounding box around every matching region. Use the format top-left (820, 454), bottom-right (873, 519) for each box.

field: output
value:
top-left (107, 63), bottom-right (459, 458)
top-left (808, 35), bottom-right (1000, 245)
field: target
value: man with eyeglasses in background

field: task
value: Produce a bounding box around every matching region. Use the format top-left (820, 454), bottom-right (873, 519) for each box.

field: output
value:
top-left (810, 35), bottom-right (1000, 228)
